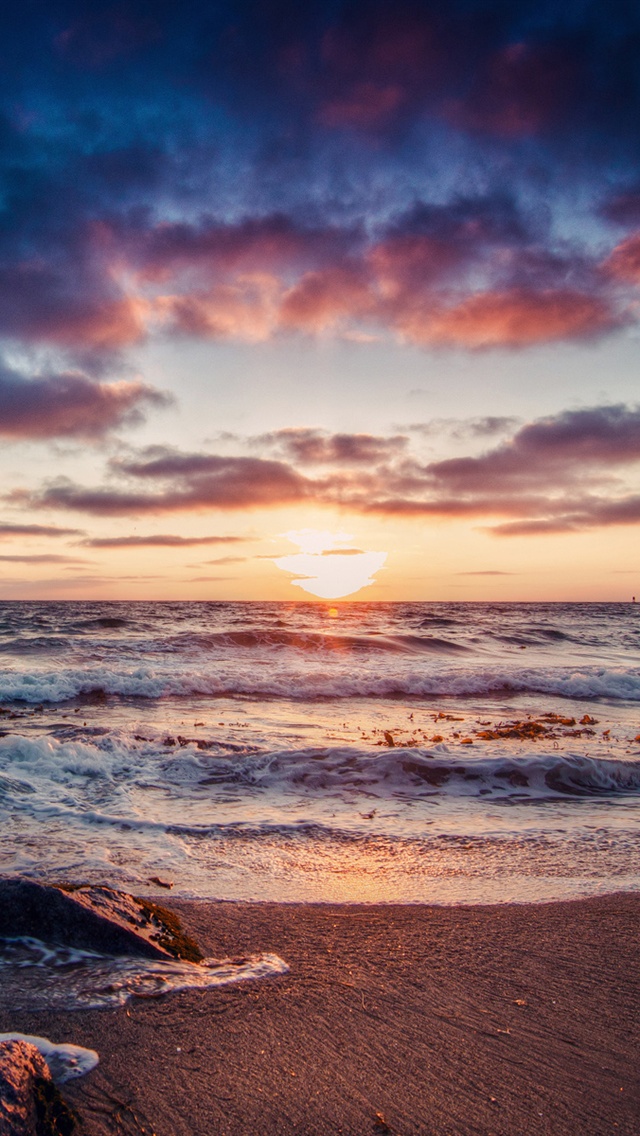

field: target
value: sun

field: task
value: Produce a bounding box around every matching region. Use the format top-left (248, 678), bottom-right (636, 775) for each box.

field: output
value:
top-left (273, 529), bottom-right (387, 599)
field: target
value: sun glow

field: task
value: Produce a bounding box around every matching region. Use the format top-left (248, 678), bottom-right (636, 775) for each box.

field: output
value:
top-left (273, 529), bottom-right (387, 599)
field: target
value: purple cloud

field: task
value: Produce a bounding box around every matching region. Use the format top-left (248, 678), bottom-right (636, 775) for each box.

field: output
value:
top-left (0, 362), bottom-right (169, 440)
top-left (0, 523), bottom-right (83, 538)
top-left (14, 404), bottom-right (640, 538)
top-left (83, 533), bottom-right (246, 548)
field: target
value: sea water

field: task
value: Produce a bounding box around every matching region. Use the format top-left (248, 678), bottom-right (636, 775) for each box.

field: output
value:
top-left (0, 599), bottom-right (638, 905)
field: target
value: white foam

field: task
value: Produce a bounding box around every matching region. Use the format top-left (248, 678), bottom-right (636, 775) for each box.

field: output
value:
top-left (0, 941), bottom-right (289, 1011)
top-left (0, 660), bottom-right (639, 703)
top-left (0, 1032), bottom-right (99, 1082)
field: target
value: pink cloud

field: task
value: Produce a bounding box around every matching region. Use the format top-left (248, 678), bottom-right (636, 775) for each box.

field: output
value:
top-left (159, 276), bottom-right (280, 341)
top-left (279, 267), bottom-right (372, 333)
top-left (43, 297), bottom-right (148, 350)
top-left (399, 288), bottom-right (618, 348)
top-left (605, 232), bottom-right (640, 284)
top-left (14, 404), bottom-right (640, 537)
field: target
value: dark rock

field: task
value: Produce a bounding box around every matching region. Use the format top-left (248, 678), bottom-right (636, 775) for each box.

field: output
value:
top-left (0, 1039), bottom-right (75, 1135)
top-left (0, 881), bottom-right (202, 963)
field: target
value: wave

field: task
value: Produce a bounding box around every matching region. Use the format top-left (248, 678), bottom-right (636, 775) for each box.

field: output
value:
top-left (0, 637), bottom-right (72, 656)
top-left (74, 617), bottom-right (130, 630)
top-left (1, 732), bottom-right (639, 807)
top-left (157, 629), bottom-right (471, 656)
top-left (0, 937), bottom-right (288, 1010)
top-left (0, 661), bottom-right (639, 704)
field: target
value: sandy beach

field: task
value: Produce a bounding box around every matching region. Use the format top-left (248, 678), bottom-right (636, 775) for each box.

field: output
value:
top-left (0, 892), bottom-right (637, 1135)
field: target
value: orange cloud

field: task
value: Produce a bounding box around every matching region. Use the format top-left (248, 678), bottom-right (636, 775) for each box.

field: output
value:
top-left (399, 288), bottom-right (617, 348)
top-left (158, 275), bottom-right (280, 341)
top-left (279, 267), bottom-right (372, 333)
top-left (45, 297), bottom-right (148, 349)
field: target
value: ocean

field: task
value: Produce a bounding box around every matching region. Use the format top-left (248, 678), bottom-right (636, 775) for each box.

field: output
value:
top-left (1, 599), bottom-right (639, 905)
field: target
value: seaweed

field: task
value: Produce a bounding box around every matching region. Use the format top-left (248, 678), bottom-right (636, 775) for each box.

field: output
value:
top-left (134, 899), bottom-right (203, 964)
top-left (34, 1076), bottom-right (77, 1136)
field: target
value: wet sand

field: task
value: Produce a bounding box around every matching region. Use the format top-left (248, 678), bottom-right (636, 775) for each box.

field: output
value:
top-left (2, 893), bottom-right (638, 1135)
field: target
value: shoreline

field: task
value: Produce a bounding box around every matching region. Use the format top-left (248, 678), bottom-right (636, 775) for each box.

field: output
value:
top-left (1, 892), bottom-right (638, 1134)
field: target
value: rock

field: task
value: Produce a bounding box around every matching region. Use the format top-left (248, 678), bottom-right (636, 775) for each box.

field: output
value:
top-left (0, 1039), bottom-right (75, 1135)
top-left (0, 881), bottom-right (203, 963)
top-left (0, 1038), bottom-right (98, 1085)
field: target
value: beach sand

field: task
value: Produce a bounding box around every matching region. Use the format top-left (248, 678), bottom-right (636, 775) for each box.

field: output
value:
top-left (1, 893), bottom-right (638, 1135)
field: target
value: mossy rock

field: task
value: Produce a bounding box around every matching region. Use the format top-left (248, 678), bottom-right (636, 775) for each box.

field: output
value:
top-left (134, 899), bottom-right (203, 964)
top-left (34, 1075), bottom-right (77, 1136)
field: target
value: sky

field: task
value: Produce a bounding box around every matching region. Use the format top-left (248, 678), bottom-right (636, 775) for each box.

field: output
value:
top-left (1, 0), bottom-right (640, 601)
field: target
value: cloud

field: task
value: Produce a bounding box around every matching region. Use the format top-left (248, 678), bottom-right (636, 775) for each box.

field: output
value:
top-left (198, 556), bottom-right (247, 565)
top-left (0, 247), bottom-right (149, 351)
top-left (0, 1), bottom-right (636, 368)
top-left (404, 415), bottom-right (520, 439)
top-left (258, 428), bottom-right (408, 465)
top-left (14, 404), bottom-right (640, 537)
top-left (26, 447), bottom-right (309, 515)
top-left (55, 8), bottom-right (161, 69)
top-left (279, 266), bottom-right (373, 334)
top-left (188, 576), bottom-right (238, 583)
top-left (424, 404), bottom-right (640, 496)
top-left (489, 495), bottom-right (640, 536)
top-left (0, 361), bottom-right (168, 440)
top-left (321, 548), bottom-right (364, 556)
top-left (110, 197), bottom-right (624, 351)
top-left (83, 533), bottom-right (245, 548)
top-left (600, 189), bottom-right (640, 226)
top-left (0, 554), bottom-right (89, 563)
top-left (446, 40), bottom-right (580, 139)
top-left (467, 416), bottom-right (521, 438)
top-left (131, 214), bottom-right (360, 281)
top-left (456, 570), bottom-right (517, 576)
top-left (605, 233), bottom-right (640, 284)
top-left (0, 522), bottom-right (83, 538)
top-left (397, 289), bottom-right (621, 348)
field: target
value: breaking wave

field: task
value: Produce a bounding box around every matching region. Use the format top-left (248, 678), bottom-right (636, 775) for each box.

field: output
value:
top-left (1, 732), bottom-right (639, 809)
top-left (0, 662), bottom-right (639, 704)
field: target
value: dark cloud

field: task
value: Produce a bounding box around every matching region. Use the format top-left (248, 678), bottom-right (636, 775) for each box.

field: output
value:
top-left (258, 429), bottom-right (408, 465)
top-left (188, 576), bottom-right (238, 582)
top-left (321, 548), bottom-right (364, 556)
top-left (0, 3), bottom-right (634, 360)
top-left (15, 403), bottom-right (640, 538)
top-left (0, 554), bottom-right (89, 564)
top-left (468, 417), bottom-right (521, 438)
top-left (405, 415), bottom-right (520, 439)
top-left (27, 447), bottom-right (309, 515)
top-left (600, 189), bottom-right (640, 227)
top-left (0, 522), bottom-right (83, 537)
top-left (83, 533), bottom-right (246, 547)
top-left (198, 556), bottom-right (247, 565)
top-left (129, 214), bottom-right (361, 281)
top-left (422, 404), bottom-right (640, 495)
top-left (456, 570), bottom-right (517, 576)
top-left (489, 495), bottom-right (640, 536)
top-left (54, 6), bottom-right (162, 69)
top-left (0, 361), bottom-right (168, 439)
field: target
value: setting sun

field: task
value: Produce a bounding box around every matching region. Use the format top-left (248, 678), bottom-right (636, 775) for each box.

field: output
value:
top-left (272, 529), bottom-right (387, 598)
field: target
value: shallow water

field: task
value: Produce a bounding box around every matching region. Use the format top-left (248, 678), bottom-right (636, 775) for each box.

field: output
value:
top-left (0, 936), bottom-right (288, 1011)
top-left (0, 600), bottom-right (639, 903)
